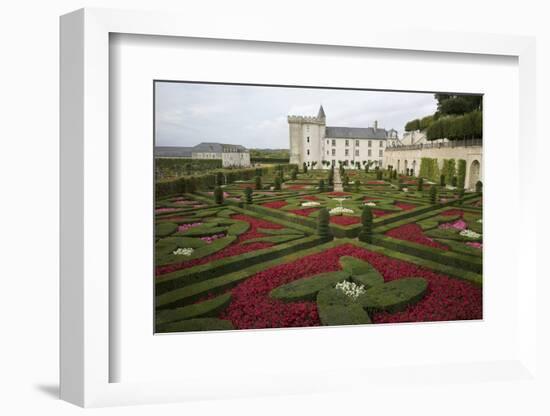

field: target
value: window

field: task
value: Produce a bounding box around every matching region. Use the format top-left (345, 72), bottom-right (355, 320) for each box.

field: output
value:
top-left (355, 150), bottom-right (359, 157)
top-left (307, 137), bottom-right (310, 143)
top-left (345, 140), bottom-right (349, 146)
top-left (355, 140), bottom-right (359, 146)
top-left (379, 159), bottom-right (383, 167)
top-left (380, 141), bottom-right (384, 147)
top-left (332, 149), bottom-right (336, 156)
top-left (379, 149), bottom-right (383, 157)
top-left (326, 140), bottom-right (329, 144)
top-left (332, 139), bottom-right (336, 146)
top-left (368, 149), bottom-right (372, 157)
top-left (307, 149), bottom-right (310, 155)
top-left (368, 140), bottom-right (372, 147)
top-left (345, 149), bottom-right (349, 156)
top-left (326, 150), bottom-right (329, 155)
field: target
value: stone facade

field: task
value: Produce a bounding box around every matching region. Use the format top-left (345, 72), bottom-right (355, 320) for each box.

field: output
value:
top-left (288, 106), bottom-right (397, 169)
top-left (384, 141), bottom-right (483, 190)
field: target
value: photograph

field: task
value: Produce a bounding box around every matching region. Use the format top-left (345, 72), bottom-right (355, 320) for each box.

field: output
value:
top-left (154, 81), bottom-right (483, 333)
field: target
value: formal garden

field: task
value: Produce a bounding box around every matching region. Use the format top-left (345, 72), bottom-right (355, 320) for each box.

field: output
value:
top-left (154, 161), bottom-right (482, 333)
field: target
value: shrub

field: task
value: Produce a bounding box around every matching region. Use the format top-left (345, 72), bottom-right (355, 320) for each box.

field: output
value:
top-left (440, 174), bottom-right (446, 186)
top-left (156, 293), bottom-right (232, 327)
top-left (343, 175), bottom-right (349, 187)
top-left (303, 162), bottom-right (308, 173)
top-left (319, 179), bottom-right (326, 192)
top-left (457, 159), bottom-right (467, 189)
top-left (274, 176), bottom-right (282, 190)
top-left (328, 169), bottom-right (334, 186)
top-left (215, 172), bottom-right (224, 186)
top-left (270, 271), bottom-right (349, 302)
top-left (244, 187), bottom-right (253, 204)
top-left (451, 176), bottom-right (458, 187)
top-left (475, 180), bottom-right (483, 193)
top-left (429, 185), bottom-right (437, 204)
top-left (358, 206), bottom-right (373, 243)
top-left (291, 168), bottom-right (298, 180)
top-left (417, 177), bottom-right (424, 191)
top-left (457, 188), bottom-right (465, 205)
top-left (255, 175), bottom-right (262, 190)
top-left (187, 177), bottom-right (197, 193)
top-left (317, 208), bottom-right (332, 239)
top-left (214, 186), bottom-right (224, 204)
top-left (376, 170), bottom-right (383, 180)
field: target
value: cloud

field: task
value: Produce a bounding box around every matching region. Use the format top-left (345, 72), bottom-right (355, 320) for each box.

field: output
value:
top-left (155, 82), bottom-right (438, 148)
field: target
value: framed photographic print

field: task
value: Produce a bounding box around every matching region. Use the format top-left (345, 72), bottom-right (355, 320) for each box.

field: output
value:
top-left (60, 7), bottom-right (539, 409)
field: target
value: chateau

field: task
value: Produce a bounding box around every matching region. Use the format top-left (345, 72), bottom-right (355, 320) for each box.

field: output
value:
top-left (288, 106), bottom-right (399, 169)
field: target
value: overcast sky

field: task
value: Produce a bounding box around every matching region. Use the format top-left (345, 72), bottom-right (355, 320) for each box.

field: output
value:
top-left (155, 82), bottom-right (438, 149)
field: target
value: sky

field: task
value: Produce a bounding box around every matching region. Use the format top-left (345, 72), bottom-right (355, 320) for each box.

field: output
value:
top-left (155, 82), bottom-right (438, 149)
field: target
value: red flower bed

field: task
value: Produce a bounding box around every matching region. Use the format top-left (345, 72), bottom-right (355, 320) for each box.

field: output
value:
top-left (330, 216), bottom-right (361, 226)
top-left (302, 195), bottom-right (319, 201)
top-left (155, 214), bottom-right (282, 276)
top-left (286, 185), bottom-right (305, 190)
top-left (327, 191), bottom-right (351, 197)
top-left (219, 244), bottom-right (481, 329)
top-left (364, 196), bottom-right (380, 201)
top-left (440, 209), bottom-right (464, 217)
top-left (372, 209), bottom-right (393, 218)
top-left (395, 202), bottom-right (417, 211)
top-left (261, 200), bottom-right (288, 209)
top-left (385, 223), bottom-right (449, 250)
top-left (289, 208), bottom-right (319, 217)
top-left (366, 180), bottom-right (386, 185)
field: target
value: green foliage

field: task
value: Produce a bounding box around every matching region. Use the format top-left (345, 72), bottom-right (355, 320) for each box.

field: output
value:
top-left (343, 175), bottom-right (349, 187)
top-left (303, 162), bottom-right (308, 173)
top-left (155, 158), bottom-right (222, 181)
top-left (440, 174), bottom-right (446, 186)
top-left (319, 179), bottom-right (326, 192)
top-left (244, 187), bottom-right (253, 204)
top-left (451, 176), bottom-right (458, 187)
top-left (442, 159), bottom-right (456, 184)
top-left (249, 148), bottom-right (290, 160)
top-left (215, 172), bottom-right (224, 186)
top-left (156, 293), bottom-right (232, 327)
top-left (418, 158), bottom-right (440, 182)
top-left (257, 227), bottom-right (303, 236)
top-left (430, 185), bottom-right (437, 204)
top-left (426, 111), bottom-right (482, 141)
top-left (358, 206), bottom-right (373, 243)
top-left (339, 256), bottom-right (384, 288)
top-left (158, 318), bottom-right (234, 333)
top-left (404, 119), bottom-right (420, 132)
top-left (435, 94), bottom-right (482, 115)
top-left (242, 235), bottom-right (302, 245)
top-left (354, 180), bottom-right (360, 192)
top-left (291, 168), bottom-right (298, 180)
top-left (317, 207), bottom-right (332, 239)
top-left (328, 169), bottom-right (334, 186)
top-left (274, 176), bottom-right (282, 190)
top-left (457, 159), bottom-right (467, 189)
top-left (156, 222), bottom-right (178, 238)
top-left (270, 271), bottom-right (350, 302)
top-left (255, 175), bottom-right (262, 190)
top-left (475, 180), bottom-right (483, 193)
top-left (359, 278), bottom-right (428, 312)
top-left (214, 186), bottom-right (224, 204)
top-left (317, 287), bottom-right (372, 326)
top-left (417, 177), bottom-right (424, 191)
top-left (376, 170), bottom-right (383, 180)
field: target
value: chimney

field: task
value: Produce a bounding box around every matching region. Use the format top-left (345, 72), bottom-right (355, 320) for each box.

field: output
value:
top-left (374, 120), bottom-right (378, 130)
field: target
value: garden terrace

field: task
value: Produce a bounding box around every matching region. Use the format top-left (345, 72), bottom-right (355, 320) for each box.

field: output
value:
top-left (155, 168), bottom-right (483, 332)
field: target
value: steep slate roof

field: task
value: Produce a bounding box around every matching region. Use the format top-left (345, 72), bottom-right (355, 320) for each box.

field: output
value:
top-left (192, 142), bottom-right (248, 153)
top-left (317, 105), bottom-right (326, 119)
top-left (325, 126), bottom-right (388, 140)
top-left (155, 146), bottom-right (193, 157)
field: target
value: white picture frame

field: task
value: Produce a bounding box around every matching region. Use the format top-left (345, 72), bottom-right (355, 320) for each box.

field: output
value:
top-left (60, 7), bottom-right (539, 408)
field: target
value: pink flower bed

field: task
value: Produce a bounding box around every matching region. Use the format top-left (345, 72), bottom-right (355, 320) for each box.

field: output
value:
top-left (261, 200), bottom-right (288, 209)
top-left (440, 209), bottom-right (464, 217)
top-left (302, 195), bottom-right (319, 201)
top-left (439, 219), bottom-right (467, 230)
top-left (177, 222), bottom-right (203, 232)
top-left (289, 208), bottom-right (319, 217)
top-left (200, 233), bottom-right (225, 244)
top-left (386, 223), bottom-right (449, 250)
top-left (155, 214), bottom-right (283, 276)
top-left (330, 216), bottom-right (361, 226)
top-left (155, 207), bottom-right (179, 214)
top-left (466, 242), bottom-right (483, 249)
top-left (395, 202), bottom-right (417, 211)
top-left (219, 244), bottom-right (481, 329)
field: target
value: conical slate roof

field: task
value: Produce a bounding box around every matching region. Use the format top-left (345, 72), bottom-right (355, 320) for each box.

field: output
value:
top-left (317, 105), bottom-right (326, 119)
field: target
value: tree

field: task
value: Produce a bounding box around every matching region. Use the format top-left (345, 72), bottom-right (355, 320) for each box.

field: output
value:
top-left (303, 162), bottom-right (308, 174)
top-left (244, 187), bottom-right (253, 204)
top-left (214, 186), bottom-right (224, 204)
top-left (457, 159), bottom-right (467, 190)
top-left (404, 119), bottom-right (421, 132)
top-left (255, 175), bottom-right (262, 190)
top-left (328, 169), bottom-right (334, 187)
top-left (417, 177), bottom-right (424, 192)
top-left (215, 172), bottom-right (224, 186)
top-left (440, 174), bottom-right (446, 187)
top-left (319, 179), bottom-right (326, 192)
top-left (343, 175), bottom-right (349, 187)
top-left (358, 206), bottom-right (373, 243)
top-left (274, 176), bottom-right (282, 191)
top-left (187, 177), bottom-right (197, 193)
top-left (291, 168), bottom-right (298, 180)
top-left (317, 208), bottom-right (332, 240)
top-left (429, 185), bottom-right (437, 204)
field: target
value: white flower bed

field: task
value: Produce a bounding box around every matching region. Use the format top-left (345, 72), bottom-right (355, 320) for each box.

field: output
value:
top-left (329, 207), bottom-right (354, 216)
top-left (332, 197), bottom-right (349, 202)
top-left (301, 201), bottom-right (320, 207)
top-left (335, 281), bottom-right (366, 299)
top-left (173, 247), bottom-right (194, 256)
top-left (459, 229), bottom-right (481, 239)
top-left (402, 187), bottom-right (408, 192)
top-left (364, 202), bottom-right (377, 207)
top-left (446, 185), bottom-right (457, 190)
